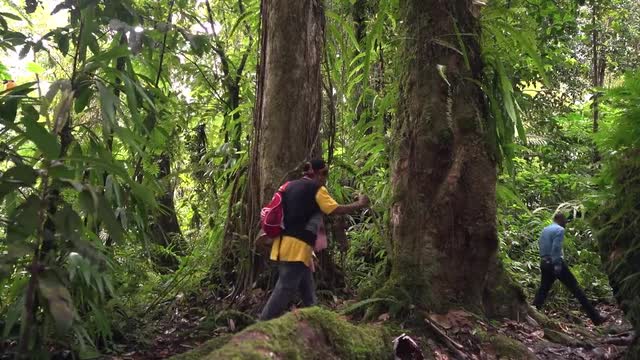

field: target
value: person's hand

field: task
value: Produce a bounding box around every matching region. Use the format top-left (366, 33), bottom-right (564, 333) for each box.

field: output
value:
top-left (358, 194), bottom-right (370, 208)
top-left (553, 264), bottom-right (562, 276)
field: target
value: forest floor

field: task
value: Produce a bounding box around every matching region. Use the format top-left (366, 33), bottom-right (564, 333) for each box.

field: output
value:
top-left (110, 290), bottom-right (634, 360)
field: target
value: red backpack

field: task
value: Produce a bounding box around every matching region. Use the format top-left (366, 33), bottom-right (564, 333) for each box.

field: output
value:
top-left (260, 182), bottom-right (289, 238)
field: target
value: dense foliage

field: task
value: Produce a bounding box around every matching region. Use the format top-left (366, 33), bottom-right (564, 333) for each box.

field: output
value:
top-left (0, 0), bottom-right (639, 358)
top-left (590, 71), bottom-right (640, 357)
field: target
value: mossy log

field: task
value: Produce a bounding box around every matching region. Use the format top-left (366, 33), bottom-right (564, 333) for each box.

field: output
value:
top-left (171, 307), bottom-right (392, 359)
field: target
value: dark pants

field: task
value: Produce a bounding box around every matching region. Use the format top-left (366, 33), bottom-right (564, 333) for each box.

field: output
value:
top-left (259, 262), bottom-right (317, 321)
top-left (533, 259), bottom-right (600, 322)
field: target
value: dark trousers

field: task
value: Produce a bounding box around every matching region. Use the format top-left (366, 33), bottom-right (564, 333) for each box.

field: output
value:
top-left (533, 259), bottom-right (600, 322)
top-left (259, 261), bottom-right (317, 321)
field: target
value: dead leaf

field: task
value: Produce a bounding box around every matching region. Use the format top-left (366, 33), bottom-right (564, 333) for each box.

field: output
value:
top-left (429, 313), bottom-right (452, 329)
top-left (434, 349), bottom-right (449, 360)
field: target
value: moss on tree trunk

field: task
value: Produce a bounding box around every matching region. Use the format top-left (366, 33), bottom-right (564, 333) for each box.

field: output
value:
top-left (385, 0), bottom-right (499, 314)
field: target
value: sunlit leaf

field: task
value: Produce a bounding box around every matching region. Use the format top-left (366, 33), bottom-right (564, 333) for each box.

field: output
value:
top-left (25, 62), bottom-right (44, 74)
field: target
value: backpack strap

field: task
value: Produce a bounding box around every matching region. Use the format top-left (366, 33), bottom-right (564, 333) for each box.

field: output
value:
top-left (275, 182), bottom-right (288, 262)
top-left (278, 181), bottom-right (289, 193)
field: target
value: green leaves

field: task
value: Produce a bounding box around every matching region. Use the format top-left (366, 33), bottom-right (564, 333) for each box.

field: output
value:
top-left (186, 34), bottom-right (209, 57)
top-left (0, 11), bottom-right (21, 21)
top-left (74, 85), bottom-right (93, 114)
top-left (0, 164), bottom-right (37, 200)
top-left (25, 62), bottom-right (45, 74)
top-left (86, 44), bottom-right (130, 65)
top-left (21, 109), bottom-right (61, 159)
top-left (53, 32), bottom-right (70, 56)
top-left (96, 80), bottom-right (117, 132)
top-left (0, 82), bottom-right (36, 124)
top-left (496, 61), bottom-right (526, 144)
top-left (2, 164), bottom-right (37, 185)
top-left (5, 195), bottom-right (40, 243)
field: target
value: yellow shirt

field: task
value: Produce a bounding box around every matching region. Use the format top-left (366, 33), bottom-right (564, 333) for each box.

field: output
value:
top-left (270, 186), bottom-right (338, 267)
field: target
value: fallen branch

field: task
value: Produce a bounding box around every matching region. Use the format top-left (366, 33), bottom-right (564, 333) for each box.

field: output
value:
top-left (601, 332), bottom-right (635, 346)
top-left (423, 316), bottom-right (469, 359)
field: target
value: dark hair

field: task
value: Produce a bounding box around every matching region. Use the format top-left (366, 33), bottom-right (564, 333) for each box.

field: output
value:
top-left (553, 212), bottom-right (566, 222)
top-left (303, 159), bottom-right (327, 176)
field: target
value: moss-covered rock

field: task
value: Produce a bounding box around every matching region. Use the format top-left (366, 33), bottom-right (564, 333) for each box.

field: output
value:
top-left (185, 307), bottom-right (391, 359)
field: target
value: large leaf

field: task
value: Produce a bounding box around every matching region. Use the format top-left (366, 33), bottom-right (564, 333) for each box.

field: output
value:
top-left (54, 32), bottom-right (70, 55)
top-left (0, 163), bottom-right (38, 200)
top-left (97, 193), bottom-right (124, 243)
top-left (0, 11), bottom-right (22, 21)
top-left (21, 113), bottom-right (61, 158)
top-left (74, 85), bottom-right (93, 114)
top-left (0, 82), bottom-right (37, 124)
top-left (2, 163), bottom-right (37, 184)
top-left (2, 293), bottom-right (25, 338)
top-left (6, 195), bottom-right (40, 243)
top-left (96, 81), bottom-right (117, 132)
top-left (25, 62), bottom-right (44, 74)
top-left (326, 10), bottom-right (361, 52)
top-left (86, 44), bottom-right (130, 64)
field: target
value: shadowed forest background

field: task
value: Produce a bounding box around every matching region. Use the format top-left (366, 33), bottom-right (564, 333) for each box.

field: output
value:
top-left (1, 0), bottom-right (640, 359)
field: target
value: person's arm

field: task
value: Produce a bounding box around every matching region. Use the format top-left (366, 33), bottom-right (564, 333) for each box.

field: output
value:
top-left (551, 227), bottom-right (564, 272)
top-left (331, 195), bottom-right (369, 215)
top-left (316, 187), bottom-right (369, 216)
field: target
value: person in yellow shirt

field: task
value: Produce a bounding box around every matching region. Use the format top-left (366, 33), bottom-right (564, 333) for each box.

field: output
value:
top-left (260, 159), bottom-right (370, 320)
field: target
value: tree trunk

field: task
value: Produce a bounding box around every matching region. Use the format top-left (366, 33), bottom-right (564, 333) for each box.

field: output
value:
top-left (253, 0), bottom-right (324, 204)
top-left (150, 152), bottom-right (184, 270)
top-left (221, 0), bottom-right (325, 294)
top-left (385, 0), bottom-right (498, 313)
top-left (591, 0), bottom-right (605, 162)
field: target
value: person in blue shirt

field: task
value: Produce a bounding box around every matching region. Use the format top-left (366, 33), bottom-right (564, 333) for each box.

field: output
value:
top-left (533, 213), bottom-right (604, 325)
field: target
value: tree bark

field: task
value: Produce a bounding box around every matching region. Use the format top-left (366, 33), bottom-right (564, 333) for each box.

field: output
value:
top-left (253, 0), bottom-right (324, 204)
top-left (591, 0), bottom-right (605, 162)
top-left (150, 152), bottom-right (184, 270)
top-left (385, 0), bottom-right (497, 313)
top-left (221, 0), bottom-right (325, 294)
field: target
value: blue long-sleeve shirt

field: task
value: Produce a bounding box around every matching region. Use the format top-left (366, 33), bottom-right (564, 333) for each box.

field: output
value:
top-left (539, 223), bottom-right (565, 265)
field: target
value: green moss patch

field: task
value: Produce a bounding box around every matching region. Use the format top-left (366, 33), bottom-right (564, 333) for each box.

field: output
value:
top-left (191, 307), bottom-right (392, 359)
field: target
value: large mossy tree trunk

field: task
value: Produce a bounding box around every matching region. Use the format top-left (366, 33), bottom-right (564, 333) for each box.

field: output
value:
top-left (385, 0), bottom-right (498, 313)
top-left (220, 0), bottom-right (325, 294)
